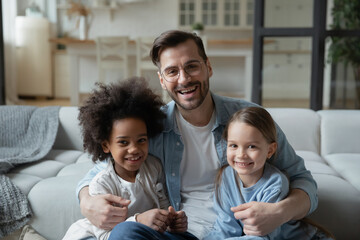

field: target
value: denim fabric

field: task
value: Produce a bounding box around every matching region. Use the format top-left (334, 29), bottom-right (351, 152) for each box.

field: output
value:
top-left (77, 93), bottom-right (318, 214)
top-left (108, 221), bottom-right (198, 240)
top-left (148, 93), bottom-right (318, 214)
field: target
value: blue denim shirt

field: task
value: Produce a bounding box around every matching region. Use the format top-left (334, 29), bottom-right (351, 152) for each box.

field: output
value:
top-left (77, 93), bottom-right (318, 214)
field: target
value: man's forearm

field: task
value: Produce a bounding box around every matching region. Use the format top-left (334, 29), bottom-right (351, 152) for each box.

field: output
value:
top-left (79, 186), bottom-right (91, 216)
top-left (79, 186), bottom-right (90, 201)
top-left (278, 188), bottom-right (311, 222)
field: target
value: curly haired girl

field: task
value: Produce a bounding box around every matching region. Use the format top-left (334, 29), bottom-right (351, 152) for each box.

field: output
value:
top-left (63, 77), bottom-right (191, 240)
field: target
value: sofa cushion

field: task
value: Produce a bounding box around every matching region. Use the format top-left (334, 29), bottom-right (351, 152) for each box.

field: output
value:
top-left (296, 150), bottom-right (323, 163)
top-left (9, 160), bottom-right (66, 179)
top-left (309, 173), bottom-right (360, 239)
top-left (53, 107), bottom-right (83, 151)
top-left (324, 153), bottom-right (360, 192)
top-left (43, 149), bottom-right (84, 165)
top-left (296, 150), bottom-right (341, 177)
top-left (28, 175), bottom-right (85, 240)
top-left (267, 108), bottom-right (320, 153)
top-left (318, 110), bottom-right (360, 155)
top-left (5, 173), bottom-right (41, 196)
top-left (57, 161), bottom-right (94, 177)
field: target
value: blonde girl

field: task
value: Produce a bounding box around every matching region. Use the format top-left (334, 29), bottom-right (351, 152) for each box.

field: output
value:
top-left (205, 107), bottom-right (333, 240)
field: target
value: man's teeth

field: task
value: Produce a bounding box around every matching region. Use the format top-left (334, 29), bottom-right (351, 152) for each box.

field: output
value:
top-left (180, 87), bottom-right (196, 94)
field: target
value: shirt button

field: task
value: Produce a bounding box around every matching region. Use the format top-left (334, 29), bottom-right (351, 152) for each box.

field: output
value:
top-left (176, 142), bottom-right (180, 146)
top-left (172, 173), bottom-right (176, 177)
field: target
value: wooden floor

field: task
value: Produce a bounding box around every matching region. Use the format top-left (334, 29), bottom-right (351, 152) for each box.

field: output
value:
top-left (16, 96), bottom-right (310, 108)
top-left (18, 97), bottom-right (72, 107)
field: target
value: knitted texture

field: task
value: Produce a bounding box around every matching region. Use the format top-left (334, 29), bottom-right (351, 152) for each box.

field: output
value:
top-left (0, 175), bottom-right (32, 238)
top-left (0, 105), bottom-right (60, 237)
top-left (0, 106), bottom-right (60, 173)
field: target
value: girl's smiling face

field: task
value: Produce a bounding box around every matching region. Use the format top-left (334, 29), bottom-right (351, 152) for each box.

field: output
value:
top-left (102, 117), bottom-right (148, 182)
top-left (226, 121), bottom-right (277, 187)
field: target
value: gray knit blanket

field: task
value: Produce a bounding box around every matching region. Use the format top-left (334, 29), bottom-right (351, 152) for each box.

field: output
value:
top-left (0, 105), bottom-right (60, 237)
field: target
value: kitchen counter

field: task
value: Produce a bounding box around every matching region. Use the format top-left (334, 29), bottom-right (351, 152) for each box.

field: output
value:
top-left (49, 37), bottom-right (256, 46)
top-left (49, 37), bottom-right (254, 106)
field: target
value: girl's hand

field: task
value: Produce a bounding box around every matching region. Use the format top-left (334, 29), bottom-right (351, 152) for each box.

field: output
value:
top-left (167, 206), bottom-right (188, 233)
top-left (136, 209), bottom-right (171, 233)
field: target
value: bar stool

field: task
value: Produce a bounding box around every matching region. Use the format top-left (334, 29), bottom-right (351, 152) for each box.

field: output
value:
top-left (95, 36), bottom-right (129, 83)
top-left (136, 36), bottom-right (171, 103)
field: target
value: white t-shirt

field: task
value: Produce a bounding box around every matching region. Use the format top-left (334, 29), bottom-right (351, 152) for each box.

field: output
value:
top-left (176, 109), bottom-right (220, 239)
top-left (63, 156), bottom-right (169, 240)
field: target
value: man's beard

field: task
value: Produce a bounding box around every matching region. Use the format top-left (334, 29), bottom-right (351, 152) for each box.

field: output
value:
top-left (165, 78), bottom-right (209, 111)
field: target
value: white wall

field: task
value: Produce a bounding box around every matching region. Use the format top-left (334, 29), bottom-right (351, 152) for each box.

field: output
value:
top-left (58, 0), bottom-right (180, 94)
top-left (58, 0), bottom-right (178, 39)
top-left (56, 0), bottom-right (251, 96)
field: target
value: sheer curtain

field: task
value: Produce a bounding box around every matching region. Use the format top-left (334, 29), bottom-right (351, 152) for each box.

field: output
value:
top-left (2, 0), bottom-right (19, 104)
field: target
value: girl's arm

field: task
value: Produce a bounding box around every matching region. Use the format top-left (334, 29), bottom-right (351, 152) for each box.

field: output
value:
top-left (205, 170), bottom-right (244, 240)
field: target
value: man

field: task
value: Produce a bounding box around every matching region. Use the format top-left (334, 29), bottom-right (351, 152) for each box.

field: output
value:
top-left (77, 30), bottom-right (318, 239)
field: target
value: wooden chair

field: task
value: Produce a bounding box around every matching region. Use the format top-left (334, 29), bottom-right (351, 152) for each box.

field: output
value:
top-left (136, 36), bottom-right (170, 102)
top-left (95, 36), bottom-right (129, 83)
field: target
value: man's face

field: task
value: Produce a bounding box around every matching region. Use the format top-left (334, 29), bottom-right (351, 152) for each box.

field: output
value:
top-left (157, 39), bottom-right (213, 111)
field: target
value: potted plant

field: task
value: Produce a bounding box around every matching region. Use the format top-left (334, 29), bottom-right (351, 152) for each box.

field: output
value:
top-left (327, 0), bottom-right (360, 108)
top-left (192, 22), bottom-right (204, 36)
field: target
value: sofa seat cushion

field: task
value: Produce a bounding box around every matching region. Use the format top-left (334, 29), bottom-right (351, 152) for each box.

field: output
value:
top-left (309, 173), bottom-right (360, 239)
top-left (324, 153), bottom-right (360, 192)
top-left (28, 175), bottom-right (85, 240)
top-left (57, 161), bottom-right (94, 177)
top-left (44, 149), bottom-right (84, 165)
top-left (9, 160), bottom-right (66, 179)
top-left (5, 173), bottom-right (42, 196)
top-left (296, 151), bottom-right (340, 176)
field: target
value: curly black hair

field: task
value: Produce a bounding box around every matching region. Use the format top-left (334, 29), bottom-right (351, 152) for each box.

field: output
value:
top-left (78, 77), bottom-right (166, 162)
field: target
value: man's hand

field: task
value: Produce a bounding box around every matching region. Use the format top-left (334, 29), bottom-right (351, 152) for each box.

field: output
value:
top-left (231, 189), bottom-right (310, 236)
top-left (167, 206), bottom-right (188, 233)
top-left (79, 187), bottom-right (130, 230)
top-left (231, 201), bottom-right (284, 236)
top-left (136, 209), bottom-right (171, 233)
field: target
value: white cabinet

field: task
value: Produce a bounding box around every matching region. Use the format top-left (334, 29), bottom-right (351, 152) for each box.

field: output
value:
top-left (179, 0), bottom-right (253, 29)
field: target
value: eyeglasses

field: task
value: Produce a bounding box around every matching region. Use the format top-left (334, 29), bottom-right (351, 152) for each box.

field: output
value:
top-left (160, 60), bottom-right (205, 82)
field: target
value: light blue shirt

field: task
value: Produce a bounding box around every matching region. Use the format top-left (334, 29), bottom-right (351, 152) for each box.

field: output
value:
top-left (76, 93), bottom-right (318, 215)
top-left (204, 163), bottom-right (319, 240)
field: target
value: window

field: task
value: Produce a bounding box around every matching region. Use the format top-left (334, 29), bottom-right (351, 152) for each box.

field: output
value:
top-left (179, 0), bottom-right (253, 29)
top-left (180, 0), bottom-right (196, 26)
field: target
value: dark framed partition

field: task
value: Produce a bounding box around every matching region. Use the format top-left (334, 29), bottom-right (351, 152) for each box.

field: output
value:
top-left (252, 0), bottom-right (327, 110)
top-left (0, 1), bottom-right (5, 105)
top-left (252, 0), bottom-right (360, 110)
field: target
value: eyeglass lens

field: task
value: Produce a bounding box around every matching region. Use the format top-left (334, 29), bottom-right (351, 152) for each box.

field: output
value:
top-left (162, 61), bottom-right (203, 82)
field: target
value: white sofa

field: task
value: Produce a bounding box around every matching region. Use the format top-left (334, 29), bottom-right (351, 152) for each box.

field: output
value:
top-left (4, 107), bottom-right (360, 240)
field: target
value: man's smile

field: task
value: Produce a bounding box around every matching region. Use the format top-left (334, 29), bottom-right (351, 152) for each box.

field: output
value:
top-left (178, 86), bottom-right (197, 95)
